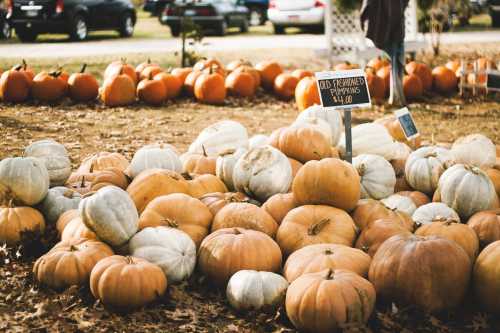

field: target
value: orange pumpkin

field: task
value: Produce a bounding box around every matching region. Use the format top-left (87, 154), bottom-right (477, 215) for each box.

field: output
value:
top-left (140, 65), bottom-right (163, 81)
top-left (291, 69), bottom-right (314, 81)
top-left (56, 209), bottom-right (79, 236)
top-left (288, 158), bottom-right (303, 181)
top-left (183, 173), bottom-right (228, 198)
top-left (432, 66), bottom-right (458, 93)
top-left (403, 74), bottom-right (423, 100)
top-left (367, 56), bottom-right (390, 72)
top-left (183, 70), bottom-right (203, 96)
top-left (396, 191), bottom-right (430, 207)
top-left (226, 59), bottom-right (252, 72)
top-left (0, 205), bottom-right (45, 245)
top-left (193, 58), bottom-right (226, 76)
top-left (365, 68), bottom-right (386, 101)
top-left (135, 59), bottom-right (158, 79)
top-left (194, 68), bottom-right (226, 105)
top-left (68, 64), bottom-right (99, 102)
top-left (200, 192), bottom-right (256, 216)
top-left (154, 71), bottom-right (182, 100)
top-left (101, 71), bottom-right (136, 107)
top-left (406, 61), bottom-right (433, 91)
top-left (376, 66), bottom-right (391, 95)
top-left (255, 61), bottom-right (283, 90)
top-left (104, 60), bottom-right (137, 86)
top-left (473, 241), bottom-right (500, 314)
top-left (271, 126), bottom-right (331, 163)
top-left (295, 76), bottom-right (320, 111)
top-left (182, 150), bottom-right (216, 175)
top-left (467, 210), bottom-right (500, 248)
top-left (355, 218), bottom-right (413, 257)
top-left (171, 67), bottom-right (193, 84)
top-left (75, 151), bottom-right (129, 174)
top-left (233, 65), bottom-right (261, 89)
top-left (445, 60), bottom-right (461, 73)
top-left (225, 70), bottom-right (256, 97)
top-left (0, 67), bottom-right (31, 103)
top-left (31, 71), bottom-right (68, 102)
top-left (61, 216), bottom-right (98, 241)
top-left (274, 73), bottom-right (299, 100)
top-left (137, 75), bottom-right (167, 105)
top-left (351, 199), bottom-right (414, 231)
top-left (263, 192), bottom-right (298, 225)
top-left (12, 59), bottom-right (35, 83)
top-left (487, 166), bottom-right (500, 197)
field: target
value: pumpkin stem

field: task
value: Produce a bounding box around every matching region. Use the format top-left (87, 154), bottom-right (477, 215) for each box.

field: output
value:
top-left (80, 64), bottom-right (87, 73)
top-left (424, 152), bottom-right (438, 159)
top-left (163, 218), bottom-right (179, 228)
top-left (82, 191), bottom-right (97, 198)
top-left (22, 59), bottom-right (28, 70)
top-left (233, 228), bottom-right (241, 235)
top-left (126, 256), bottom-right (134, 264)
top-left (325, 269), bottom-right (334, 280)
top-left (63, 189), bottom-right (75, 198)
top-left (201, 145), bottom-right (207, 157)
top-left (357, 164), bottom-right (366, 177)
top-left (324, 249), bottom-right (333, 255)
top-left (181, 172), bottom-right (193, 180)
top-left (147, 58), bottom-right (151, 65)
top-left (361, 245), bottom-right (370, 253)
top-left (69, 245), bottom-right (78, 252)
top-left (308, 218), bottom-right (330, 236)
top-left (14, 64), bottom-right (23, 71)
top-left (121, 58), bottom-right (127, 65)
top-left (80, 176), bottom-right (86, 187)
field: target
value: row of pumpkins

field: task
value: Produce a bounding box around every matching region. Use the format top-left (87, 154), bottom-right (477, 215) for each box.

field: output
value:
top-left (2, 105), bottom-right (500, 332)
top-left (1, 55), bottom-right (494, 109)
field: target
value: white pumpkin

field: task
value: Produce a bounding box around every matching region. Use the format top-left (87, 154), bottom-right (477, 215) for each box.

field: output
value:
top-left (296, 104), bottom-right (343, 146)
top-left (129, 226), bottom-right (196, 283)
top-left (226, 270), bottom-right (289, 311)
top-left (437, 164), bottom-right (497, 220)
top-left (405, 146), bottom-right (454, 195)
top-left (79, 186), bottom-right (138, 247)
top-left (0, 157), bottom-right (49, 206)
top-left (353, 154), bottom-right (396, 200)
top-left (338, 123), bottom-right (397, 160)
top-left (292, 116), bottom-right (333, 145)
top-left (39, 187), bottom-right (82, 224)
top-left (381, 194), bottom-right (417, 216)
top-left (249, 135), bottom-right (270, 149)
top-left (215, 147), bottom-right (248, 191)
top-left (127, 144), bottom-right (182, 178)
top-left (188, 120), bottom-right (249, 157)
top-left (24, 139), bottom-right (71, 187)
top-left (451, 134), bottom-right (496, 168)
top-left (412, 202), bottom-right (461, 225)
top-left (233, 146), bottom-right (292, 202)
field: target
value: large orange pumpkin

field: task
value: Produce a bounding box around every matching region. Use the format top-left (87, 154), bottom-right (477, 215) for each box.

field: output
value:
top-left (11, 59), bottom-right (35, 83)
top-left (225, 70), bottom-right (256, 97)
top-left (376, 65), bottom-right (391, 95)
top-left (467, 210), bottom-right (500, 248)
top-left (351, 199), bottom-right (414, 231)
top-left (171, 67), bottom-right (192, 85)
top-left (406, 61), bottom-right (433, 91)
top-left (273, 73), bottom-right (299, 100)
top-left (194, 69), bottom-right (226, 104)
top-left (193, 58), bottom-right (225, 76)
top-left (104, 60), bottom-right (137, 86)
top-left (276, 205), bottom-right (358, 256)
top-left (68, 64), bottom-right (99, 102)
top-left (74, 151), bottom-right (129, 175)
top-left (473, 241), bottom-right (500, 314)
top-left (182, 151), bottom-right (216, 175)
top-left (271, 126), bottom-right (331, 163)
top-left (154, 71), bottom-right (182, 100)
top-left (137, 75), bottom-right (167, 105)
top-left (31, 71), bottom-right (68, 102)
top-left (432, 66), bottom-right (458, 93)
top-left (200, 192), bottom-right (255, 216)
top-left (135, 58), bottom-right (158, 79)
top-left (233, 65), bottom-right (261, 89)
top-left (365, 68), bottom-right (386, 102)
top-left (183, 173), bottom-right (228, 198)
top-left (100, 72), bottom-right (136, 107)
top-left (0, 205), bottom-right (45, 245)
top-left (255, 61), bottom-right (283, 90)
top-left (403, 74), bottom-right (423, 100)
top-left (262, 193), bottom-right (298, 225)
top-left (198, 228), bottom-right (282, 286)
top-left (355, 218), bottom-right (413, 257)
top-left (0, 67), bottom-right (31, 103)
top-left (295, 76), bottom-right (320, 111)
top-left (139, 65), bottom-right (163, 81)
top-left (292, 158), bottom-right (361, 211)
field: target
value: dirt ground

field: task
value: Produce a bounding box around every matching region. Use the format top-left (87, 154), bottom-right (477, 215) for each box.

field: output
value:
top-left (1, 44), bottom-right (500, 332)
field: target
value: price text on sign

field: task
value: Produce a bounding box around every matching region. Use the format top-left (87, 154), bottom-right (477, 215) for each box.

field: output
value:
top-left (395, 107), bottom-right (419, 140)
top-left (486, 70), bottom-right (500, 92)
top-left (315, 69), bottom-right (371, 109)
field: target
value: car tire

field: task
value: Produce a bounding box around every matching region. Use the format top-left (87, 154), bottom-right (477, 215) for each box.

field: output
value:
top-left (240, 18), bottom-right (249, 33)
top-left (0, 20), bottom-right (10, 39)
top-left (217, 20), bottom-right (227, 36)
top-left (119, 12), bottom-right (134, 38)
top-left (249, 7), bottom-right (265, 26)
top-left (16, 27), bottom-right (38, 43)
top-left (273, 24), bottom-right (285, 34)
top-left (69, 15), bottom-right (88, 41)
top-left (171, 26), bottom-right (180, 37)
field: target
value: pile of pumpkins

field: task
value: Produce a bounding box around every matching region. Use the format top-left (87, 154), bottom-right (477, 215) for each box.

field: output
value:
top-left (1, 104), bottom-right (500, 332)
top-left (1, 56), bottom-right (495, 109)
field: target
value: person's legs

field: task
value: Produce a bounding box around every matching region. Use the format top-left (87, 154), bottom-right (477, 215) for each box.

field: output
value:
top-left (383, 40), bottom-right (407, 106)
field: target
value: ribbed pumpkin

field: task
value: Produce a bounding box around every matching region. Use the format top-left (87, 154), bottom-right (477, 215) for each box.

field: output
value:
top-left (353, 154), bottom-right (396, 200)
top-left (24, 139), bottom-right (71, 187)
top-left (89, 167), bottom-right (129, 192)
top-left (262, 193), bottom-right (298, 225)
top-left (225, 70), bottom-right (256, 97)
top-left (75, 151), bottom-right (129, 174)
top-left (61, 216), bottom-right (98, 241)
top-left (473, 241), bottom-right (500, 314)
top-left (355, 218), bottom-right (414, 257)
top-left (276, 205), bottom-right (358, 257)
top-left (138, 193), bottom-right (213, 247)
top-left (90, 255), bottom-right (167, 310)
top-left (0, 66), bottom-right (31, 103)
top-left (140, 65), bottom-right (163, 81)
top-left (101, 71), bottom-right (136, 107)
top-left (232, 65), bottom-right (261, 89)
top-left (137, 75), bottom-right (167, 105)
top-left (271, 125), bottom-right (331, 163)
top-left (368, 234), bottom-right (471, 313)
top-left (255, 61), bottom-right (283, 90)
top-left (194, 67), bottom-right (226, 104)
top-left (127, 144), bottom-right (182, 178)
top-left (283, 244), bottom-right (372, 282)
top-left (198, 228), bottom-right (282, 286)
top-left (154, 71), bottom-right (182, 100)
top-left (403, 74), bottom-right (423, 100)
top-left (451, 134), bottom-right (496, 168)
top-left (467, 210), bottom-right (500, 248)
top-left (182, 150), bottom-right (216, 175)
top-left (183, 173), bottom-right (228, 199)
top-left (31, 71), bottom-right (68, 102)
top-left (104, 60), bottom-right (137, 85)
top-left (0, 204), bottom-right (45, 245)
top-left (56, 209), bottom-right (79, 236)
top-left (412, 202), bottom-right (461, 225)
top-left (415, 219), bottom-right (479, 260)
top-left (295, 76), bottom-right (320, 111)
top-left (273, 73), bottom-right (299, 100)
top-left (296, 104), bottom-right (343, 146)
top-left (292, 158), bottom-right (361, 211)
top-left (68, 64), bottom-right (99, 102)
top-left (405, 61), bottom-right (433, 91)
top-left (34, 238), bottom-right (113, 290)
top-left (286, 269), bottom-right (376, 333)
top-left (381, 194), bottom-right (418, 216)
top-left (351, 199), bottom-right (414, 231)
top-left (127, 169), bottom-right (190, 213)
top-left (39, 187), bottom-right (81, 224)
top-left (200, 192), bottom-right (255, 216)
top-left (432, 66), bottom-right (458, 93)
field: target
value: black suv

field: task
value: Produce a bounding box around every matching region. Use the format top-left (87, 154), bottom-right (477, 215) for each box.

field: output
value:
top-left (7, 0), bottom-right (136, 42)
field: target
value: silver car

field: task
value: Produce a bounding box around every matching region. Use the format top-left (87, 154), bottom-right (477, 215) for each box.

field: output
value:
top-left (267, 0), bottom-right (325, 34)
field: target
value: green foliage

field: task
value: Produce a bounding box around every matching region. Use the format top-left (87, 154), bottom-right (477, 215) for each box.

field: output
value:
top-left (335, 0), bottom-right (362, 13)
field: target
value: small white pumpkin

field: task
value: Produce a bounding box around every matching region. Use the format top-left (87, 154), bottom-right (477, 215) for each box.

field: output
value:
top-left (437, 164), bottom-right (497, 220)
top-left (292, 116), bottom-right (333, 145)
top-left (188, 120), bottom-right (249, 157)
top-left (296, 104), bottom-right (343, 146)
top-left (412, 202), bottom-right (461, 225)
top-left (39, 187), bottom-right (82, 224)
top-left (127, 144), bottom-right (182, 178)
top-left (24, 139), bottom-right (71, 187)
top-left (215, 148), bottom-right (248, 191)
top-left (249, 135), bottom-right (270, 149)
top-left (338, 123), bottom-right (397, 160)
top-left (0, 157), bottom-right (49, 206)
top-left (405, 146), bottom-right (453, 195)
top-left (79, 186), bottom-right (138, 247)
top-left (381, 194), bottom-right (417, 216)
top-left (233, 146), bottom-right (292, 202)
top-left (226, 270), bottom-right (289, 311)
top-left (451, 134), bottom-right (496, 168)
top-left (353, 154), bottom-right (396, 200)
top-left (129, 226), bottom-right (196, 283)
